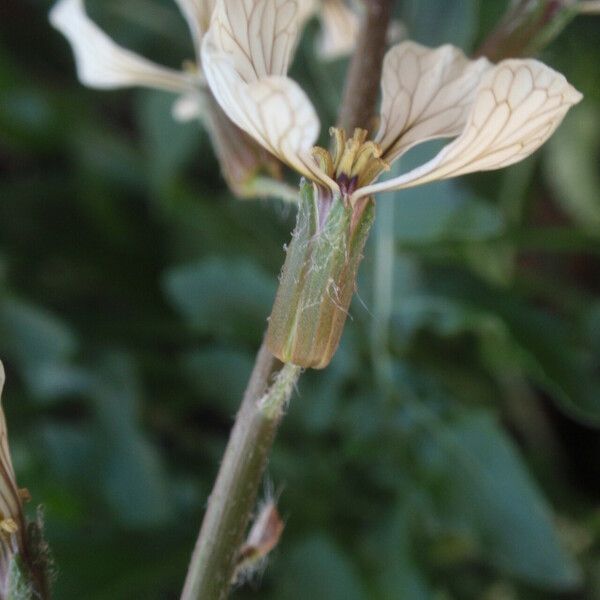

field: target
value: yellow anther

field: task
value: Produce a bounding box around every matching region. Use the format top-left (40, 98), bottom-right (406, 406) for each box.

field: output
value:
top-left (311, 128), bottom-right (389, 196)
top-left (311, 146), bottom-right (334, 175)
top-left (329, 127), bottom-right (347, 170)
top-left (0, 518), bottom-right (18, 535)
top-left (352, 140), bottom-right (388, 186)
top-left (336, 137), bottom-right (360, 178)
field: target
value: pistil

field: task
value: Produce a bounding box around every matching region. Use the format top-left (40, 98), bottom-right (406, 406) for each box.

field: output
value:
top-left (312, 127), bottom-right (389, 199)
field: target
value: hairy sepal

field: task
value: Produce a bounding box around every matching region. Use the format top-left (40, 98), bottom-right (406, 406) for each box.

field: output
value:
top-left (267, 181), bottom-right (374, 369)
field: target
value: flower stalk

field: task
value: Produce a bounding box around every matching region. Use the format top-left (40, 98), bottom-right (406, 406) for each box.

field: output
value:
top-left (337, 0), bottom-right (395, 133)
top-left (181, 2), bottom-right (395, 597)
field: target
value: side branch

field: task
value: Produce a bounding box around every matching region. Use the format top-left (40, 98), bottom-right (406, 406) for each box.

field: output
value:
top-left (337, 0), bottom-right (395, 133)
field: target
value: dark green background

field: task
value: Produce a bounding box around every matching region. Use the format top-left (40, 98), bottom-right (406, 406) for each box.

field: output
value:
top-left (1, 1), bottom-right (600, 598)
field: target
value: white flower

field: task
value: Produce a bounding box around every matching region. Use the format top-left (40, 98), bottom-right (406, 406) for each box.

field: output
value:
top-left (202, 0), bottom-right (583, 205)
top-left (48, 0), bottom-right (295, 199)
top-left (49, 0), bottom-right (213, 121)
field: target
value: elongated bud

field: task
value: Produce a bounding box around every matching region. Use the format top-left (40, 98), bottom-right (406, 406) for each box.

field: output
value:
top-left (0, 362), bottom-right (51, 599)
top-left (267, 181), bottom-right (374, 369)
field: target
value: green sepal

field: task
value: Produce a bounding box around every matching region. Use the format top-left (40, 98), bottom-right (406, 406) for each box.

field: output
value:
top-left (267, 181), bottom-right (375, 369)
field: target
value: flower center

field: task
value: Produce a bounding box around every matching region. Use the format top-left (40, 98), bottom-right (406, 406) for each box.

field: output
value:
top-left (312, 128), bottom-right (389, 197)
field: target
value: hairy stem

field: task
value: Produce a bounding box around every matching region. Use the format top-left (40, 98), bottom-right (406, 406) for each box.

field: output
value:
top-left (181, 342), bottom-right (300, 600)
top-left (337, 0), bottom-right (395, 133)
top-left (181, 3), bottom-right (398, 597)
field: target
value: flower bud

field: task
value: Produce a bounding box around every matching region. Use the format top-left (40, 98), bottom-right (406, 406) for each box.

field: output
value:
top-left (0, 362), bottom-right (51, 599)
top-left (267, 181), bottom-right (374, 369)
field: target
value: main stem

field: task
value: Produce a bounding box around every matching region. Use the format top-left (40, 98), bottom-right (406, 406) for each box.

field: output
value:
top-left (181, 342), bottom-right (299, 600)
top-left (181, 2), bottom-right (394, 598)
top-left (337, 0), bottom-right (394, 133)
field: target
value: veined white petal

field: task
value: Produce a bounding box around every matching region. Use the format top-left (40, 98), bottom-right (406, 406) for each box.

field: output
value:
top-left (376, 42), bottom-right (492, 163)
top-left (203, 39), bottom-right (328, 184)
top-left (355, 59), bottom-right (582, 199)
top-left (317, 0), bottom-right (360, 60)
top-left (173, 0), bottom-right (215, 58)
top-left (50, 0), bottom-right (190, 93)
top-left (203, 0), bottom-right (334, 187)
top-left (209, 0), bottom-right (300, 81)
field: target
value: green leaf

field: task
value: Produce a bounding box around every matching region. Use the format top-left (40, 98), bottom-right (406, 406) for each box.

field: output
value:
top-left (137, 90), bottom-right (201, 190)
top-left (182, 347), bottom-right (253, 413)
top-left (402, 0), bottom-right (478, 47)
top-left (164, 257), bottom-right (276, 344)
top-left (39, 423), bottom-right (96, 481)
top-left (0, 299), bottom-right (79, 399)
top-left (0, 87), bottom-right (56, 151)
top-left (293, 331), bottom-right (359, 434)
top-left (367, 510), bottom-right (433, 600)
top-left (49, 529), bottom-right (188, 600)
top-left (393, 181), bottom-right (504, 244)
top-left (423, 271), bottom-right (600, 424)
top-left (271, 535), bottom-right (368, 600)
top-left (89, 354), bottom-right (172, 527)
top-left (0, 298), bottom-right (76, 368)
top-left (390, 143), bottom-right (505, 249)
top-left (421, 411), bottom-right (581, 589)
top-left (102, 435), bottom-right (171, 527)
top-left (391, 293), bottom-right (506, 345)
top-left (25, 364), bottom-right (92, 403)
top-left (545, 104), bottom-right (600, 233)
top-left (73, 125), bottom-right (146, 190)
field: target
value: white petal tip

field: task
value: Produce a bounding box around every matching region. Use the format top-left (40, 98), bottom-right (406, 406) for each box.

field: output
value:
top-left (49, 0), bottom-right (189, 92)
top-left (364, 52), bottom-right (583, 196)
top-left (568, 88), bottom-right (584, 105)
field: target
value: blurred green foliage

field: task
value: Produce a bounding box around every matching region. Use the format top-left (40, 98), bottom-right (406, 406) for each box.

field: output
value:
top-left (1, 1), bottom-right (600, 598)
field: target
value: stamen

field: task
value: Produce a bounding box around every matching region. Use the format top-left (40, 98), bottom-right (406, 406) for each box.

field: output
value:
top-left (311, 127), bottom-right (390, 199)
top-left (329, 127), bottom-right (347, 171)
top-left (336, 137), bottom-right (360, 178)
top-left (312, 146), bottom-right (334, 175)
